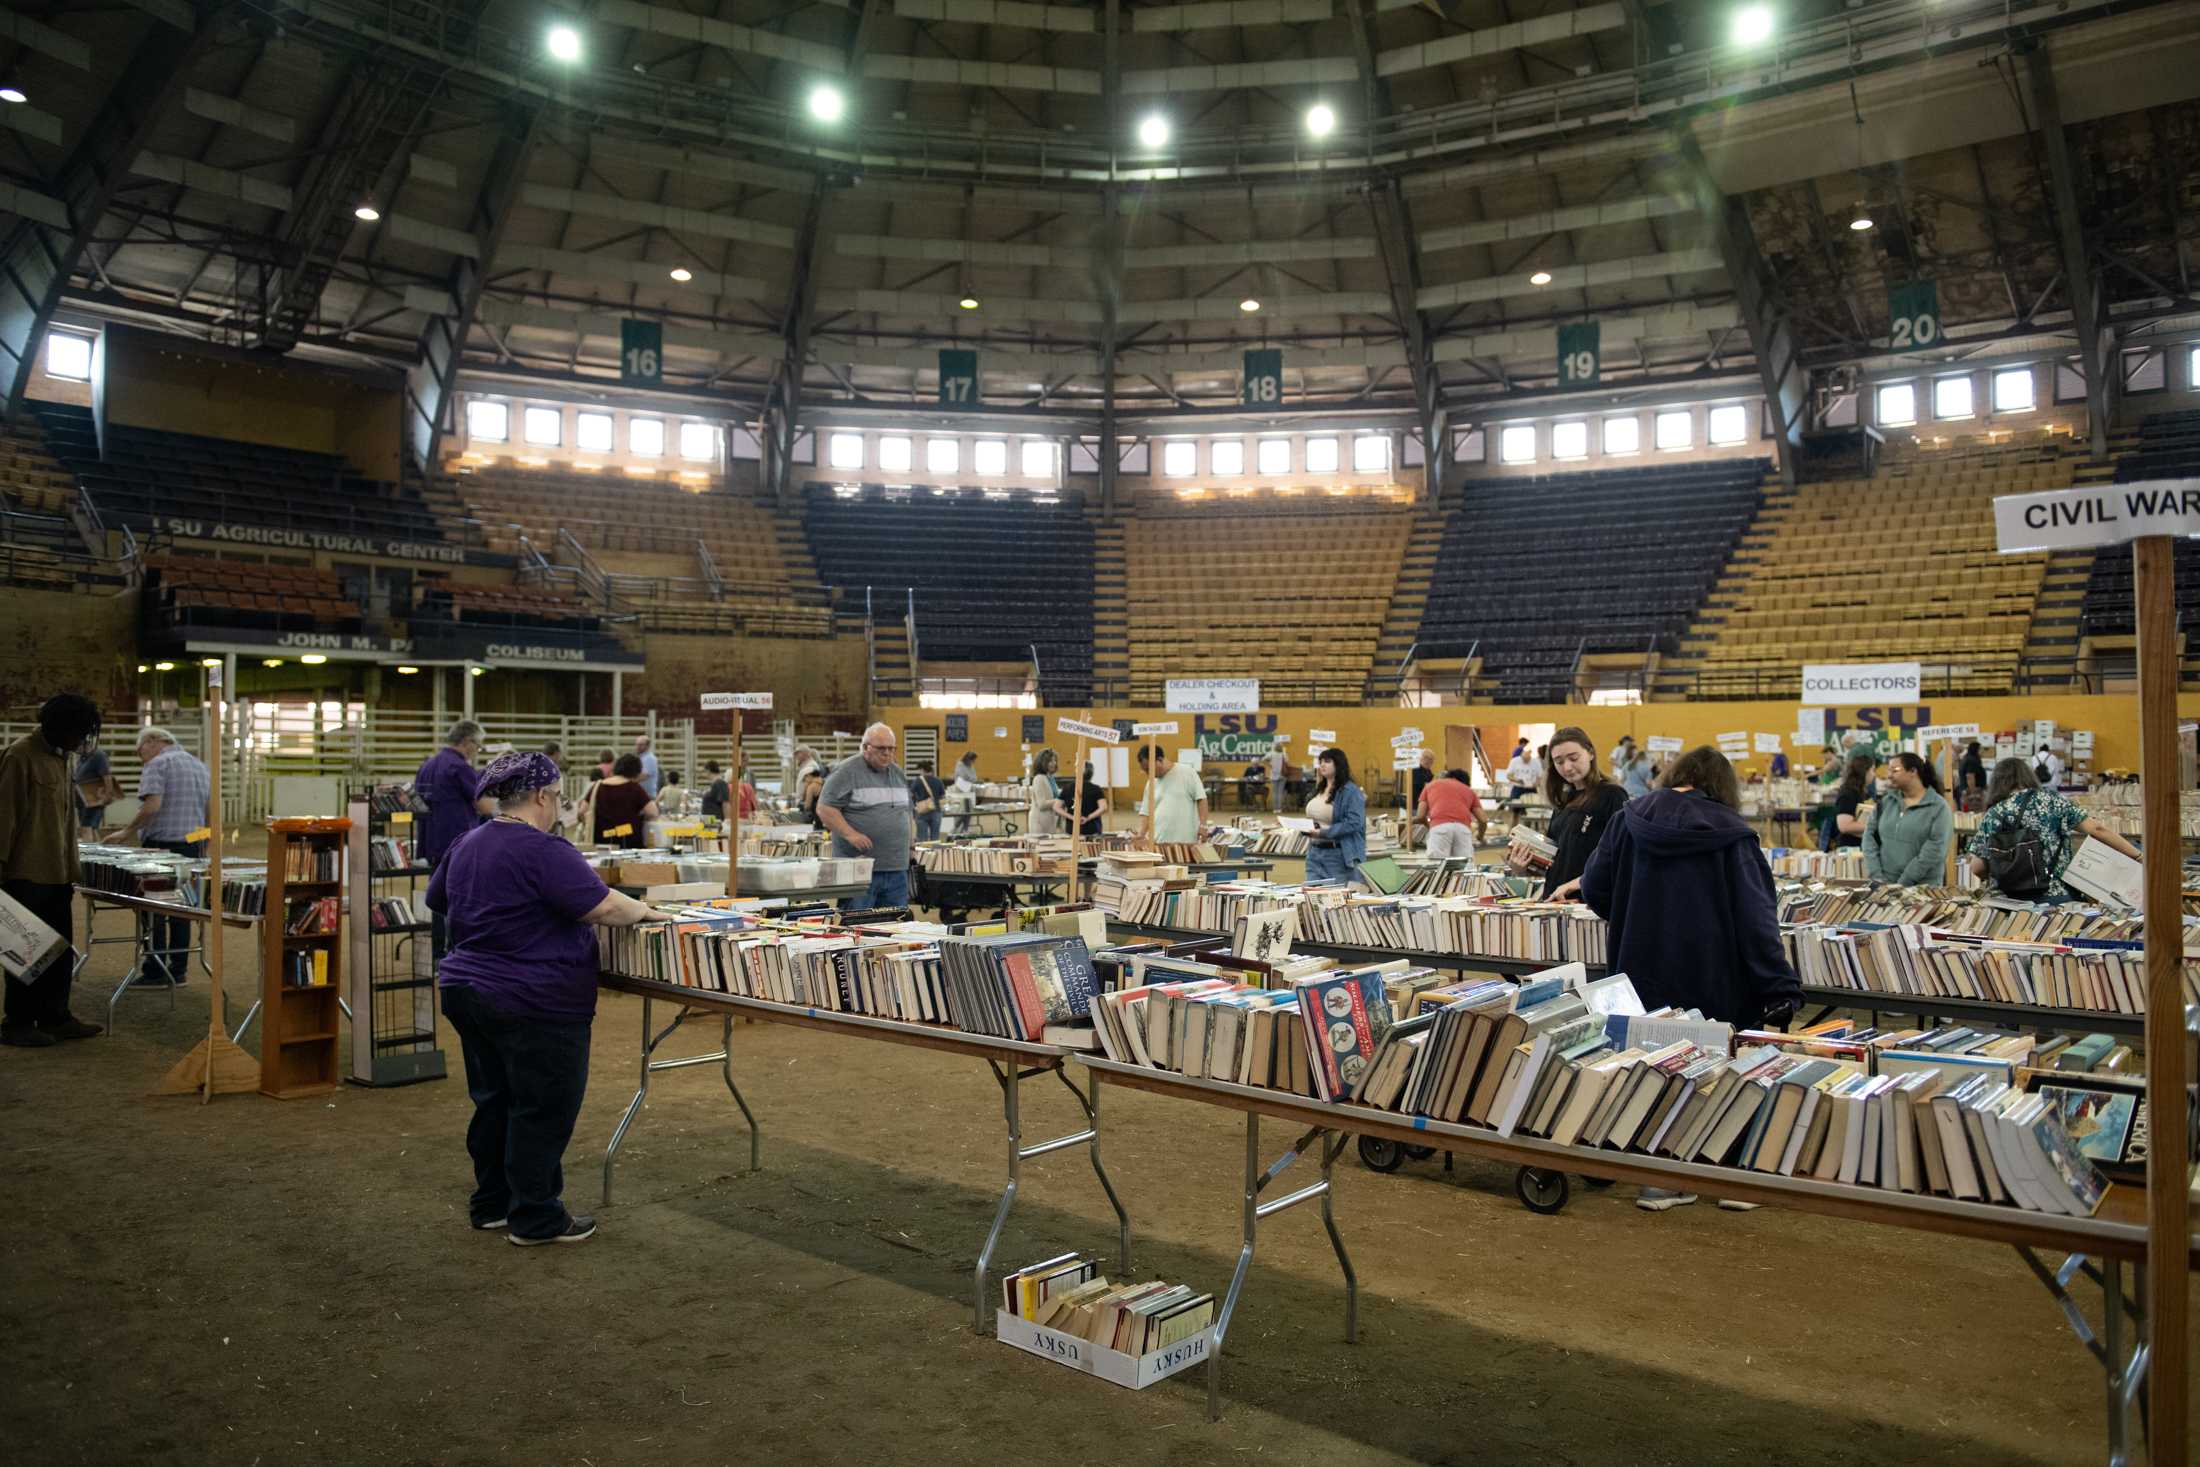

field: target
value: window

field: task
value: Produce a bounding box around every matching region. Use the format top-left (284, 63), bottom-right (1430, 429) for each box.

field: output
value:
top-left (2191, 346), bottom-right (2200, 392)
top-left (1654, 410), bottom-right (1692, 451)
top-left (1303, 435), bottom-right (1339, 473)
top-left (1992, 367), bottom-right (2035, 414)
top-left (2122, 347), bottom-right (2165, 394)
top-left (523, 406), bottom-right (562, 447)
top-left (1020, 439), bottom-right (1054, 478)
top-left (973, 438), bottom-right (1008, 475)
top-left (1602, 416), bottom-right (1639, 455)
top-left (1933, 374), bottom-right (1973, 421)
top-left (44, 330), bottom-right (92, 382)
top-left (878, 435), bottom-right (912, 473)
top-left (1876, 382), bottom-right (1916, 427)
top-left (828, 432), bottom-right (865, 470)
top-left (1210, 439), bottom-right (1245, 476)
top-left (1256, 437), bottom-right (1292, 474)
top-left (1707, 404), bottom-right (1748, 446)
top-left (1162, 439), bottom-right (1198, 477)
top-left (629, 417), bottom-right (665, 455)
top-left (925, 437), bottom-right (960, 474)
top-left (576, 411), bottom-right (614, 453)
top-left (466, 399), bottom-right (509, 443)
top-left (1352, 434), bottom-right (1390, 472)
top-left (1551, 420), bottom-right (1589, 460)
top-left (1499, 424), bottom-right (1537, 464)
top-left (680, 421), bottom-right (718, 460)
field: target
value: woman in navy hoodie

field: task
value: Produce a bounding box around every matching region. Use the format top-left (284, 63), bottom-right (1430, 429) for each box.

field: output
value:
top-left (1580, 745), bottom-right (1801, 1211)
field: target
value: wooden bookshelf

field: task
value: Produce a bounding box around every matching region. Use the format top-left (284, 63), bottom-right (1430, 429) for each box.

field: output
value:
top-left (259, 817), bottom-right (350, 1099)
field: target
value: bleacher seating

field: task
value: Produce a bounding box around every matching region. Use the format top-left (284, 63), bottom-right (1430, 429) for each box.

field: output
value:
top-left (2075, 410), bottom-right (2200, 638)
top-left (0, 420), bottom-right (78, 519)
top-left (448, 464), bottom-right (828, 633)
top-left (1417, 460), bottom-right (1767, 701)
top-left (30, 402), bottom-right (449, 544)
top-left (801, 485), bottom-right (1094, 703)
top-left (438, 581), bottom-right (596, 628)
top-left (1675, 442), bottom-right (2070, 697)
top-left (1121, 501), bottom-right (1412, 702)
top-left (145, 554), bottom-right (358, 625)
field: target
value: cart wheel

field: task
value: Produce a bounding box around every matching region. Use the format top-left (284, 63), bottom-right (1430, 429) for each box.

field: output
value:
top-left (1403, 1144), bottom-right (1438, 1161)
top-left (1583, 1176), bottom-right (1617, 1190)
top-left (1358, 1135), bottom-right (1407, 1173)
top-left (1516, 1166), bottom-right (1570, 1215)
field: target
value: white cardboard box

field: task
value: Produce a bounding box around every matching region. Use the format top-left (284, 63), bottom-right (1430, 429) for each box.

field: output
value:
top-left (994, 1309), bottom-right (1215, 1390)
top-left (2062, 837), bottom-right (2143, 910)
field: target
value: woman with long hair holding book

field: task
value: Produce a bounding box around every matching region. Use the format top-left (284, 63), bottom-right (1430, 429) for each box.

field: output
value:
top-left (1520, 726), bottom-right (1627, 901)
top-left (1303, 748), bottom-right (1366, 883)
top-left (1580, 745), bottom-right (1801, 1212)
top-left (1028, 748), bottom-right (1063, 835)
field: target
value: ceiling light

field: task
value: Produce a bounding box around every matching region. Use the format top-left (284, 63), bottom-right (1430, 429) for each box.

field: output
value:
top-left (1305, 103), bottom-right (1336, 139)
top-left (1138, 113), bottom-right (1170, 149)
top-left (353, 203), bottom-right (380, 222)
top-left (959, 296), bottom-right (980, 310)
top-left (300, 654), bottom-right (328, 665)
top-left (154, 661), bottom-right (175, 672)
top-left (1848, 203), bottom-right (1875, 232)
top-left (1239, 298), bottom-right (1261, 313)
top-left (470, 666), bottom-right (487, 677)
top-left (1730, 4), bottom-right (1775, 47)
top-left (396, 665), bottom-right (420, 675)
top-left (808, 83), bottom-right (845, 123)
top-left (669, 266), bottom-right (693, 282)
top-left (262, 658), bottom-right (284, 668)
top-left (136, 663), bottom-right (149, 673)
top-left (201, 657), bottom-right (222, 668)
top-left (0, 88), bottom-right (26, 106)
top-left (545, 24), bottom-right (583, 63)
top-left (1529, 270), bottom-right (1553, 286)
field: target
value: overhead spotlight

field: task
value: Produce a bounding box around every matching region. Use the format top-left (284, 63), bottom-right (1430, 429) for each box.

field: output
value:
top-left (1529, 270), bottom-right (1553, 286)
top-left (808, 83), bottom-right (845, 123)
top-left (353, 203), bottom-right (380, 222)
top-left (1730, 4), bottom-right (1775, 47)
top-left (396, 665), bottom-right (421, 675)
top-left (300, 653), bottom-right (328, 665)
top-left (470, 665), bottom-right (487, 677)
top-left (1848, 202), bottom-right (1875, 232)
top-left (136, 663), bottom-right (149, 673)
top-left (1305, 103), bottom-right (1336, 139)
top-left (262, 658), bottom-right (284, 668)
top-left (201, 657), bottom-right (222, 668)
top-left (1137, 113), bottom-right (1171, 149)
top-left (1239, 298), bottom-right (1261, 313)
top-left (669, 266), bottom-right (694, 282)
top-left (0, 87), bottom-right (26, 105)
top-left (959, 296), bottom-right (980, 310)
top-left (545, 23), bottom-right (583, 63)
top-left (154, 661), bottom-right (176, 672)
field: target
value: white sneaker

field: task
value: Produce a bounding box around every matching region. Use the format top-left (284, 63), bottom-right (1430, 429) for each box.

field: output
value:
top-left (1636, 1188), bottom-right (1698, 1212)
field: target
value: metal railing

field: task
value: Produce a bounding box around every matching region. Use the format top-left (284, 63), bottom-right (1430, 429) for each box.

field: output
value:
top-left (695, 538), bottom-right (725, 600)
top-left (905, 587), bottom-right (920, 670)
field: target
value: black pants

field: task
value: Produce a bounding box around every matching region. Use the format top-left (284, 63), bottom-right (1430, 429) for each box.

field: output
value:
top-left (440, 983), bottom-right (592, 1239)
top-left (2, 879), bottom-right (73, 1027)
top-left (144, 838), bottom-right (205, 982)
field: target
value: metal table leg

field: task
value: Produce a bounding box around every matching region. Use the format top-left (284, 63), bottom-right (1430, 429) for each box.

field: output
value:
top-left (2014, 1247), bottom-right (2150, 1465)
top-left (601, 996), bottom-right (760, 1207)
top-left (975, 1059), bottom-right (1134, 1335)
top-left (1207, 1114), bottom-right (1357, 1422)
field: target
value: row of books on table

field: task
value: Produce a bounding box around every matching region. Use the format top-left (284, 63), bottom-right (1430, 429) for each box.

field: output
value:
top-left (1774, 880), bottom-right (2155, 945)
top-left (916, 839), bottom-right (1075, 877)
top-left (1785, 922), bottom-right (2200, 1015)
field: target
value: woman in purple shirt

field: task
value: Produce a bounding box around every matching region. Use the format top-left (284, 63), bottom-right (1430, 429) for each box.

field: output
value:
top-left (429, 752), bottom-right (653, 1247)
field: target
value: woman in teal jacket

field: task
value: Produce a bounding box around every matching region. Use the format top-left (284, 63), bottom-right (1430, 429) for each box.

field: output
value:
top-left (1864, 752), bottom-right (1953, 886)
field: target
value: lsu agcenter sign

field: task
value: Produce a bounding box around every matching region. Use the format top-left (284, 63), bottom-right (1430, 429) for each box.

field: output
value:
top-left (1992, 479), bottom-right (2200, 553)
top-left (1801, 661), bottom-right (1921, 705)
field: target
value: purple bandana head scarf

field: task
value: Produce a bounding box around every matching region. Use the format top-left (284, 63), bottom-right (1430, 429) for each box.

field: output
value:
top-left (475, 750), bottom-right (563, 803)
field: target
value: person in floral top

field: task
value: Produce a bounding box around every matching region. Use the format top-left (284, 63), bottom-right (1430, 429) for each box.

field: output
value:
top-left (1965, 758), bottom-right (2139, 903)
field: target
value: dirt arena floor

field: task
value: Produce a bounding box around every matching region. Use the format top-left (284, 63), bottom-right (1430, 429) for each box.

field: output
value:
top-left (6, 909), bottom-right (2193, 1467)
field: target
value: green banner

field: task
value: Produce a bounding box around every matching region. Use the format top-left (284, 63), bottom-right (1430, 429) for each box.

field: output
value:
top-left (1242, 348), bottom-right (1283, 407)
top-left (620, 319), bottom-right (662, 386)
top-left (938, 348), bottom-right (978, 405)
top-left (1887, 280), bottom-right (1940, 352)
top-left (1556, 321), bottom-right (1600, 386)
top-left (1196, 728), bottom-right (1283, 761)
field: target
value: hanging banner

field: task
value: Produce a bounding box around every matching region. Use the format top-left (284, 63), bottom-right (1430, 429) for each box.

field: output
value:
top-left (620, 318), bottom-right (663, 385)
top-left (938, 348), bottom-right (978, 405)
top-left (1887, 279), bottom-right (1940, 352)
top-left (1993, 480), bottom-right (2200, 553)
top-left (1801, 661), bottom-right (1921, 705)
top-left (1242, 348), bottom-right (1283, 407)
top-left (1556, 321), bottom-right (1600, 386)
top-left (1165, 678), bottom-right (1259, 713)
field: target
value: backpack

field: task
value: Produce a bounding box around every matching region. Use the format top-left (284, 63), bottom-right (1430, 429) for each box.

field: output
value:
top-left (1982, 796), bottom-right (2052, 899)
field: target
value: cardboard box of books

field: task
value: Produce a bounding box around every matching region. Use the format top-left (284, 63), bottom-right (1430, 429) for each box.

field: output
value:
top-left (994, 1310), bottom-right (1215, 1390)
top-left (994, 1253), bottom-right (1217, 1389)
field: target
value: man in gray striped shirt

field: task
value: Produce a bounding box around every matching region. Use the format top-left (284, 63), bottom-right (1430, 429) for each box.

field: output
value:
top-left (117, 727), bottom-right (211, 985)
top-left (817, 723), bottom-right (912, 910)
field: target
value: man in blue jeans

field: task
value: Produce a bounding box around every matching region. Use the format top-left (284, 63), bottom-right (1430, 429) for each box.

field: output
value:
top-left (818, 723), bottom-right (913, 910)
top-left (114, 727), bottom-right (211, 986)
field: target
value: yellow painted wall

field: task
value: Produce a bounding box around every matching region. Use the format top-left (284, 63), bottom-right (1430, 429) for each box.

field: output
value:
top-left (879, 692), bottom-right (2200, 790)
top-left (101, 325), bottom-right (403, 481)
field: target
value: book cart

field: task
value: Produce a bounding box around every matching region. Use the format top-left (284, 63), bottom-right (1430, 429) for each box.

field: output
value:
top-left (345, 788), bottom-right (447, 1087)
top-left (595, 972), bottom-right (1134, 1330)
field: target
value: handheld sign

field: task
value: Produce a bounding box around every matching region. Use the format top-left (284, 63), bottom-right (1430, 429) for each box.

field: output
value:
top-left (1391, 754), bottom-right (1419, 771)
top-left (1390, 730), bottom-right (1424, 749)
top-left (701, 691), bottom-right (774, 710)
top-left (605, 823), bottom-right (635, 839)
top-left (1130, 720), bottom-right (1178, 737)
top-left (1056, 716), bottom-right (1123, 744)
top-left (1307, 727), bottom-right (1337, 744)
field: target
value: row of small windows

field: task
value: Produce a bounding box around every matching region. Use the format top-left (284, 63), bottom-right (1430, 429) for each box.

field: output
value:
top-left (1157, 433), bottom-right (1391, 478)
top-left (1877, 367), bottom-right (2033, 426)
top-left (465, 400), bottom-right (718, 460)
top-left (826, 432), bottom-right (1057, 478)
top-left (1496, 404), bottom-right (1753, 465)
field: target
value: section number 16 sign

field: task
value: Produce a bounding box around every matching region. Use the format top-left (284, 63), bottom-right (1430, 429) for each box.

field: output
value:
top-left (621, 318), bottom-right (662, 386)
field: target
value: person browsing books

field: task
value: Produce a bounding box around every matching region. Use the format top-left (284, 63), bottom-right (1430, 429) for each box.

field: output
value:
top-left (1409, 748), bottom-right (1435, 813)
top-left (1864, 752), bottom-right (1954, 887)
top-left (1303, 748), bottom-right (1366, 882)
top-left (909, 760), bottom-right (946, 843)
top-left (632, 734), bottom-right (661, 797)
top-left (1514, 726), bottom-right (1626, 900)
top-left (1136, 746), bottom-right (1209, 844)
top-left (0, 694), bottom-right (106, 1047)
top-left (429, 752), bottom-right (654, 1247)
top-left (1503, 738), bottom-right (1533, 800)
top-left (116, 724), bottom-right (213, 986)
top-left (1965, 758), bottom-right (2138, 904)
top-left (1027, 748), bottom-right (1063, 835)
top-left (1051, 761), bottom-right (1108, 837)
top-left (818, 723), bottom-right (915, 909)
top-left (1823, 753), bottom-right (1874, 851)
top-left (1957, 740), bottom-right (1987, 812)
top-left (1413, 767), bottom-right (1487, 858)
top-left (590, 754), bottom-right (658, 849)
top-left (1579, 745), bottom-right (1801, 1213)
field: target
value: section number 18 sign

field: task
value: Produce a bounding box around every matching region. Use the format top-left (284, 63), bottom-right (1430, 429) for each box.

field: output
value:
top-left (1242, 348), bottom-right (1283, 406)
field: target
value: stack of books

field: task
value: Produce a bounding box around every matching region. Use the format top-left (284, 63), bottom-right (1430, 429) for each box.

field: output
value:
top-left (284, 896), bottom-right (340, 936)
top-left (998, 1253), bottom-right (1215, 1362)
top-left (1786, 922), bottom-right (2199, 1014)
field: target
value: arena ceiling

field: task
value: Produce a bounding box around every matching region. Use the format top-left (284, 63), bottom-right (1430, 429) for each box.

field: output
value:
top-left (2, 0), bottom-right (2198, 471)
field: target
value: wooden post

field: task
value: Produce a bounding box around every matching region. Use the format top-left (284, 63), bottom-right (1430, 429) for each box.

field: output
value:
top-left (2131, 534), bottom-right (2190, 1464)
top-left (1067, 724), bottom-right (1089, 891)
top-left (727, 712), bottom-right (741, 899)
top-left (153, 677), bottom-right (256, 1100)
top-left (1142, 733), bottom-right (1157, 848)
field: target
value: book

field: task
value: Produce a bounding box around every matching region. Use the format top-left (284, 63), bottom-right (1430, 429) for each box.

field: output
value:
top-left (1294, 968), bottom-right (1396, 1102)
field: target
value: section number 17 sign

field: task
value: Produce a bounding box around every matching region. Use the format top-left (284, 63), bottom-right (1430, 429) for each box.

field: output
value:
top-left (938, 348), bottom-right (978, 405)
